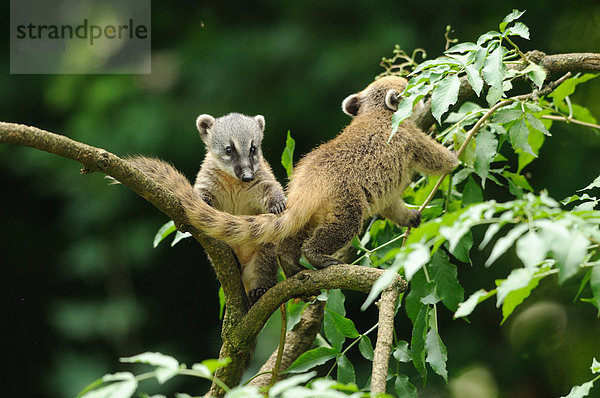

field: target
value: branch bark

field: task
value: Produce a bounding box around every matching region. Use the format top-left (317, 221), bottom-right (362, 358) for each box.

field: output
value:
top-left (370, 286), bottom-right (400, 394)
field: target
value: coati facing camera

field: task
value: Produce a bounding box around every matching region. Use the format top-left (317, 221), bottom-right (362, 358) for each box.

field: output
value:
top-left (127, 76), bottom-right (458, 280)
top-left (128, 112), bottom-right (286, 304)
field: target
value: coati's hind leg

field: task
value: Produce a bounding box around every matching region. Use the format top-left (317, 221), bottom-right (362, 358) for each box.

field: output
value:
top-left (242, 243), bottom-right (279, 305)
top-left (302, 208), bottom-right (363, 269)
top-left (380, 199), bottom-right (421, 228)
top-left (277, 228), bottom-right (310, 277)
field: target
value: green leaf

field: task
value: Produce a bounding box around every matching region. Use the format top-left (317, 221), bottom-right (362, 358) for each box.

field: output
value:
top-left (429, 251), bottom-right (465, 312)
top-left (280, 131), bottom-right (295, 178)
top-left (450, 230), bottom-right (474, 264)
top-left (405, 270), bottom-right (428, 323)
top-left (445, 42), bottom-right (480, 54)
top-left (477, 31), bottom-right (501, 46)
top-left (358, 335), bottom-right (374, 360)
top-left (361, 265), bottom-right (400, 310)
top-left (554, 232), bottom-right (589, 284)
top-left (560, 380), bottom-right (595, 398)
top-left (198, 358), bottom-right (231, 374)
top-left (508, 117), bottom-right (535, 155)
top-left (462, 176), bottom-right (484, 206)
top-left (550, 73), bottom-right (599, 108)
top-left (497, 268), bottom-right (545, 324)
top-left (287, 300), bottom-right (308, 331)
top-left (579, 174), bottom-right (600, 192)
top-left (516, 231), bottom-right (547, 267)
top-left (171, 230), bottom-right (191, 246)
top-left (499, 9), bottom-right (525, 32)
top-left (517, 125), bottom-right (545, 173)
top-left (465, 65), bottom-right (484, 96)
top-left (81, 372), bottom-right (138, 398)
top-left (403, 243), bottom-right (432, 281)
top-left (590, 265), bottom-right (600, 316)
top-left (482, 46), bottom-right (506, 93)
top-left (327, 289), bottom-right (346, 316)
top-left (504, 171), bottom-right (533, 192)
top-left (454, 289), bottom-right (496, 318)
top-left (411, 305), bottom-right (429, 382)
top-left (493, 108), bottom-right (523, 124)
top-left (268, 372), bottom-right (317, 396)
top-left (324, 310), bottom-right (346, 351)
top-left (153, 221), bottom-right (176, 248)
top-left (326, 309), bottom-right (360, 339)
top-left (474, 128), bottom-right (498, 186)
top-left (479, 223), bottom-right (502, 250)
top-left (505, 22), bottom-right (530, 40)
top-left (485, 224), bottom-right (529, 266)
top-left (425, 327), bottom-right (448, 381)
top-left (285, 347), bottom-right (339, 373)
top-left (394, 375), bottom-right (418, 398)
top-left (120, 352), bottom-right (179, 384)
top-left (592, 358), bottom-right (600, 374)
top-left (431, 73), bottom-right (461, 124)
top-left (393, 341), bottom-right (411, 363)
top-left (336, 354), bottom-right (355, 385)
top-left (524, 63), bottom-right (547, 89)
top-left (525, 112), bottom-right (551, 136)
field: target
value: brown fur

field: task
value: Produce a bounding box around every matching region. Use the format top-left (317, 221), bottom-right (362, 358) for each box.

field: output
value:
top-left (127, 76), bottom-right (458, 279)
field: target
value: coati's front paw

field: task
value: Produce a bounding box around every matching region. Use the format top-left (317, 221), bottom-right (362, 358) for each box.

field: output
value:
top-left (409, 210), bottom-right (422, 228)
top-left (268, 196), bottom-right (287, 214)
top-left (247, 287), bottom-right (269, 305)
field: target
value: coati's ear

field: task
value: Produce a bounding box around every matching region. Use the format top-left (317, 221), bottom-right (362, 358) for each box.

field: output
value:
top-left (196, 114), bottom-right (215, 137)
top-left (254, 115), bottom-right (266, 133)
top-left (342, 94), bottom-right (360, 116)
top-left (385, 89), bottom-right (401, 111)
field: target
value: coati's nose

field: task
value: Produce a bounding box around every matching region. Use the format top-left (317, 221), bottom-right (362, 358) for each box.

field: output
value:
top-left (241, 171), bottom-right (255, 182)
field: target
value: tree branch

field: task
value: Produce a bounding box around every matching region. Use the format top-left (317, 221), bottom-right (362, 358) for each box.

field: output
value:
top-left (249, 300), bottom-right (326, 388)
top-left (370, 286), bottom-right (399, 394)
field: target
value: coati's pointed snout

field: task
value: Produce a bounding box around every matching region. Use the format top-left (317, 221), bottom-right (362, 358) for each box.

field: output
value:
top-left (240, 170), bottom-right (255, 182)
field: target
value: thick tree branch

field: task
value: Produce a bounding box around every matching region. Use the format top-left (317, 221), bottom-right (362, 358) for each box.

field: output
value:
top-left (249, 301), bottom-right (326, 388)
top-left (370, 286), bottom-right (400, 395)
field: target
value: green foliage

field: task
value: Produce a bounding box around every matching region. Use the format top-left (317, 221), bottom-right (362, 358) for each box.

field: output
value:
top-left (280, 130), bottom-right (296, 178)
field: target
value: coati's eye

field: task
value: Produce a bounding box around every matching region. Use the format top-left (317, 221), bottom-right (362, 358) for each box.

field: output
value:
top-left (250, 145), bottom-right (256, 154)
top-left (225, 146), bottom-right (233, 154)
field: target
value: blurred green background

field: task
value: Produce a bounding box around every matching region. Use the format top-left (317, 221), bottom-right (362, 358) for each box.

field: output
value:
top-left (2, 1), bottom-right (600, 397)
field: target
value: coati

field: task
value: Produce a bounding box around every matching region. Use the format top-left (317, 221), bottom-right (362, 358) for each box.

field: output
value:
top-left (126, 76), bottom-right (458, 280)
top-left (128, 112), bottom-right (286, 304)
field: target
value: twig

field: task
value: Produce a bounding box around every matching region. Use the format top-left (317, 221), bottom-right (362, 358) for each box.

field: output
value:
top-left (268, 304), bottom-right (288, 389)
top-left (370, 286), bottom-right (400, 394)
top-left (542, 114), bottom-right (600, 130)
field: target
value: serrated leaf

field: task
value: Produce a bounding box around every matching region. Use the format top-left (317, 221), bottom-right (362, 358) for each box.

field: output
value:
top-left (429, 251), bottom-right (465, 312)
top-left (431, 73), bottom-right (461, 124)
top-left (336, 354), bottom-right (355, 385)
top-left (393, 341), bottom-right (411, 363)
top-left (482, 46), bottom-right (506, 93)
top-left (508, 117), bottom-right (535, 156)
top-left (504, 171), bottom-right (533, 192)
top-left (496, 268), bottom-right (546, 324)
top-left (154, 221), bottom-right (176, 248)
top-left (404, 243), bottom-right (431, 281)
top-left (287, 300), bottom-right (308, 331)
top-left (391, 97), bottom-right (417, 136)
top-left (120, 352), bottom-right (179, 384)
top-left (462, 176), bottom-right (483, 206)
top-left (500, 9), bottom-right (525, 32)
top-left (560, 380), bottom-right (595, 398)
top-left (454, 289), bottom-right (496, 318)
top-left (425, 328), bottom-right (448, 381)
top-left (554, 232), bottom-right (589, 284)
top-left (493, 108), bottom-right (523, 124)
top-left (81, 373), bottom-right (138, 398)
top-left (524, 63), bottom-right (547, 89)
top-left (516, 231), bottom-right (547, 267)
top-left (281, 130), bottom-right (295, 178)
top-left (477, 31), bottom-right (501, 46)
top-left (324, 311), bottom-right (346, 351)
top-left (589, 265), bottom-right (600, 316)
top-left (411, 305), bottom-right (429, 382)
top-left (394, 375), bottom-right (418, 398)
top-left (358, 335), bottom-right (374, 360)
top-left (550, 74), bottom-right (599, 108)
top-left (361, 265), bottom-right (399, 311)
top-left (579, 174), bottom-right (600, 192)
top-left (505, 22), bottom-right (530, 40)
top-left (446, 42), bottom-right (481, 54)
top-left (405, 270), bottom-right (428, 323)
top-left (517, 125), bottom-right (545, 173)
top-left (285, 347), bottom-right (339, 373)
top-left (500, 272), bottom-right (543, 324)
top-left (592, 358), bottom-right (600, 374)
top-left (450, 230), bottom-right (474, 264)
top-left (326, 309), bottom-right (360, 339)
top-left (485, 224), bottom-right (529, 266)
top-left (526, 113), bottom-right (550, 136)
top-left (474, 128), bottom-right (498, 186)
top-left (465, 65), bottom-right (484, 96)
top-left (268, 372), bottom-right (317, 396)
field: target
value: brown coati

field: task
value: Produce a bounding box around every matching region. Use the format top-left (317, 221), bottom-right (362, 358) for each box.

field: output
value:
top-left (128, 112), bottom-right (286, 304)
top-left (125, 76), bottom-right (458, 280)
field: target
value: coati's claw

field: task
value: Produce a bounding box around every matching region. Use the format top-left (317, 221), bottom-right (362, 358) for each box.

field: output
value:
top-left (269, 199), bottom-right (287, 214)
top-left (248, 287), bottom-right (269, 305)
top-left (409, 210), bottom-right (422, 228)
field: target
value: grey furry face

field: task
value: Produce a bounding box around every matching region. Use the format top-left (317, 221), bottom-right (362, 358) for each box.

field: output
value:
top-left (197, 113), bottom-right (265, 182)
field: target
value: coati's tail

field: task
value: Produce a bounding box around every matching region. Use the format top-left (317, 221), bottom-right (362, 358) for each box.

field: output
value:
top-left (125, 156), bottom-right (312, 246)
